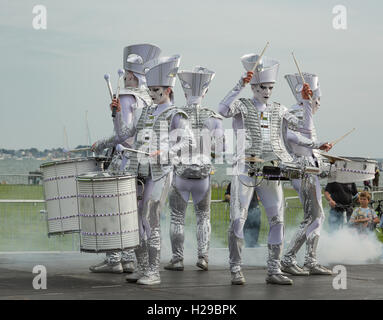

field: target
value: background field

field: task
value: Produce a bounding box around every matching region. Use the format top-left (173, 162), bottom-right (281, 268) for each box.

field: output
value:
top-left (0, 183), bottom-right (382, 252)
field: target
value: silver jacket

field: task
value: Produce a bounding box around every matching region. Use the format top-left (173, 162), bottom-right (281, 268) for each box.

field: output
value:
top-left (174, 104), bottom-right (224, 179)
top-left (113, 103), bottom-right (195, 181)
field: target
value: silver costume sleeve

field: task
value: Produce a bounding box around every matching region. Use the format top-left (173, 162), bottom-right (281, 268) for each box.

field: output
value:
top-left (218, 77), bottom-right (245, 118)
top-left (93, 135), bottom-right (118, 154)
top-left (284, 101), bottom-right (314, 137)
top-left (286, 129), bottom-right (322, 150)
top-left (113, 111), bottom-right (137, 142)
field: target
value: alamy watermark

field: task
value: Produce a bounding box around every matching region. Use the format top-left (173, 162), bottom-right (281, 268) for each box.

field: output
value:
top-left (32, 265), bottom-right (47, 290)
top-left (32, 5), bottom-right (47, 30)
top-left (332, 265), bottom-right (347, 290)
top-left (332, 5), bottom-right (347, 30)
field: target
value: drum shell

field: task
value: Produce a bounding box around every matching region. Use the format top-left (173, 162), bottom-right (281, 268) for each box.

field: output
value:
top-left (40, 157), bottom-right (105, 236)
top-left (328, 157), bottom-right (376, 183)
top-left (77, 174), bottom-right (139, 253)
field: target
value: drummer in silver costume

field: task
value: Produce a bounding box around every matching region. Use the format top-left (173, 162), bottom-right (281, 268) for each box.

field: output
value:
top-left (89, 44), bottom-right (161, 274)
top-left (281, 73), bottom-right (333, 276)
top-left (218, 53), bottom-right (331, 285)
top-left (112, 55), bottom-right (195, 285)
top-left (165, 66), bottom-right (225, 272)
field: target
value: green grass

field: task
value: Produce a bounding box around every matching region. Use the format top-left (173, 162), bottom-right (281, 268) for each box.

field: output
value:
top-left (0, 184), bottom-right (44, 200)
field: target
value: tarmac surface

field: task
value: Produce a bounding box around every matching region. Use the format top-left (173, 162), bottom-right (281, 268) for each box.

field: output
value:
top-left (0, 249), bottom-right (382, 300)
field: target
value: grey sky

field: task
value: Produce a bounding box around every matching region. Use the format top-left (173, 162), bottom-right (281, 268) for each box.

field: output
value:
top-left (1, 0), bottom-right (382, 158)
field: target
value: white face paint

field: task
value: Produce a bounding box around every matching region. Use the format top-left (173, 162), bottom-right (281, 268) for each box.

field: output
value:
top-left (124, 71), bottom-right (138, 88)
top-left (149, 86), bottom-right (168, 104)
top-left (311, 97), bottom-right (320, 114)
top-left (251, 82), bottom-right (274, 104)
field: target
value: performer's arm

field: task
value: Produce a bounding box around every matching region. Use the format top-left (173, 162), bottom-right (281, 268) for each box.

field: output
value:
top-left (165, 113), bottom-right (196, 161)
top-left (218, 72), bottom-right (253, 118)
top-left (112, 99), bottom-right (138, 142)
top-left (285, 128), bottom-right (323, 150)
top-left (206, 117), bottom-right (226, 156)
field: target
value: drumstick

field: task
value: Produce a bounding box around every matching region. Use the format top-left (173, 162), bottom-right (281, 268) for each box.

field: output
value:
top-left (115, 144), bottom-right (150, 156)
top-left (116, 69), bottom-right (125, 100)
top-left (331, 128), bottom-right (356, 146)
top-left (104, 74), bottom-right (114, 100)
top-left (250, 41), bottom-right (270, 74)
top-left (291, 52), bottom-right (312, 102)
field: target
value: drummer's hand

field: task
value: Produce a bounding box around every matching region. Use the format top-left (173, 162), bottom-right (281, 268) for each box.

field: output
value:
top-left (243, 71), bottom-right (254, 85)
top-left (110, 98), bottom-right (121, 113)
top-left (319, 143), bottom-right (333, 152)
top-left (301, 83), bottom-right (313, 100)
top-left (329, 199), bottom-right (336, 208)
top-left (150, 150), bottom-right (161, 157)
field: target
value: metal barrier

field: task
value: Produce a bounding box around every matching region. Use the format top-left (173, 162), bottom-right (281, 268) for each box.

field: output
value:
top-left (0, 180), bottom-right (380, 252)
top-left (0, 174), bottom-right (43, 185)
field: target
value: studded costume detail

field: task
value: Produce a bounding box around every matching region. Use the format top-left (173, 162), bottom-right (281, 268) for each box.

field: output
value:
top-left (219, 53), bottom-right (325, 285)
top-left (112, 55), bottom-right (196, 285)
top-left (167, 67), bottom-right (223, 269)
top-left (90, 44), bottom-right (162, 274)
top-left (281, 72), bottom-right (331, 276)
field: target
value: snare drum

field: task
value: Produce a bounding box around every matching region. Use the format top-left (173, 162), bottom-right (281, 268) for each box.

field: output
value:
top-left (40, 157), bottom-right (105, 236)
top-left (77, 172), bottom-right (139, 253)
top-left (327, 156), bottom-right (377, 183)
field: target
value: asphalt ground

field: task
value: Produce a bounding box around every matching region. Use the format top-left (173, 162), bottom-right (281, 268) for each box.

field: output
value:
top-left (0, 250), bottom-right (382, 301)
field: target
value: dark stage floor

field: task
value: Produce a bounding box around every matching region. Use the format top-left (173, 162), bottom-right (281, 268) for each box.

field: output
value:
top-left (0, 250), bottom-right (382, 300)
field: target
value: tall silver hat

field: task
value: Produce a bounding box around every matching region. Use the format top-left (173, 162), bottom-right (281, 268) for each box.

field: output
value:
top-left (241, 54), bottom-right (279, 85)
top-left (123, 43), bottom-right (162, 75)
top-left (285, 72), bottom-right (321, 103)
top-left (144, 55), bottom-right (181, 87)
top-left (177, 66), bottom-right (215, 98)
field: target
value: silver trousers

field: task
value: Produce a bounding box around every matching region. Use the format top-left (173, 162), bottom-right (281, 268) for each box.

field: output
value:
top-left (282, 175), bottom-right (325, 267)
top-left (168, 175), bottom-right (211, 262)
top-left (228, 173), bottom-right (285, 275)
top-left (134, 174), bottom-right (172, 277)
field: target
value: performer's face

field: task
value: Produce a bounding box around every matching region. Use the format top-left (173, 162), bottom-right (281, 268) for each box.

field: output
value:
top-left (251, 82), bottom-right (274, 104)
top-left (149, 86), bottom-right (169, 104)
top-left (124, 71), bottom-right (138, 88)
top-left (312, 97), bottom-right (320, 108)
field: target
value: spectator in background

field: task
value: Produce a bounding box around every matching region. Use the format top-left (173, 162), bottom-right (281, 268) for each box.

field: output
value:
top-left (224, 183), bottom-right (262, 247)
top-left (373, 167), bottom-right (380, 190)
top-left (324, 182), bottom-right (359, 232)
top-left (349, 191), bottom-right (379, 234)
top-left (363, 180), bottom-right (372, 191)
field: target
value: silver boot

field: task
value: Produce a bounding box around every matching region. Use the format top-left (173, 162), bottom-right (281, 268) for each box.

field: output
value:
top-left (89, 260), bottom-right (123, 274)
top-left (196, 257), bottom-right (208, 271)
top-left (304, 235), bottom-right (333, 275)
top-left (281, 261), bottom-right (309, 276)
top-left (127, 240), bottom-right (149, 283)
top-left (265, 274), bottom-right (293, 285)
top-left (136, 272), bottom-right (161, 285)
top-left (267, 244), bottom-right (293, 285)
top-left (164, 259), bottom-right (184, 271)
top-left (121, 261), bottom-right (135, 273)
top-left (231, 270), bottom-right (246, 285)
